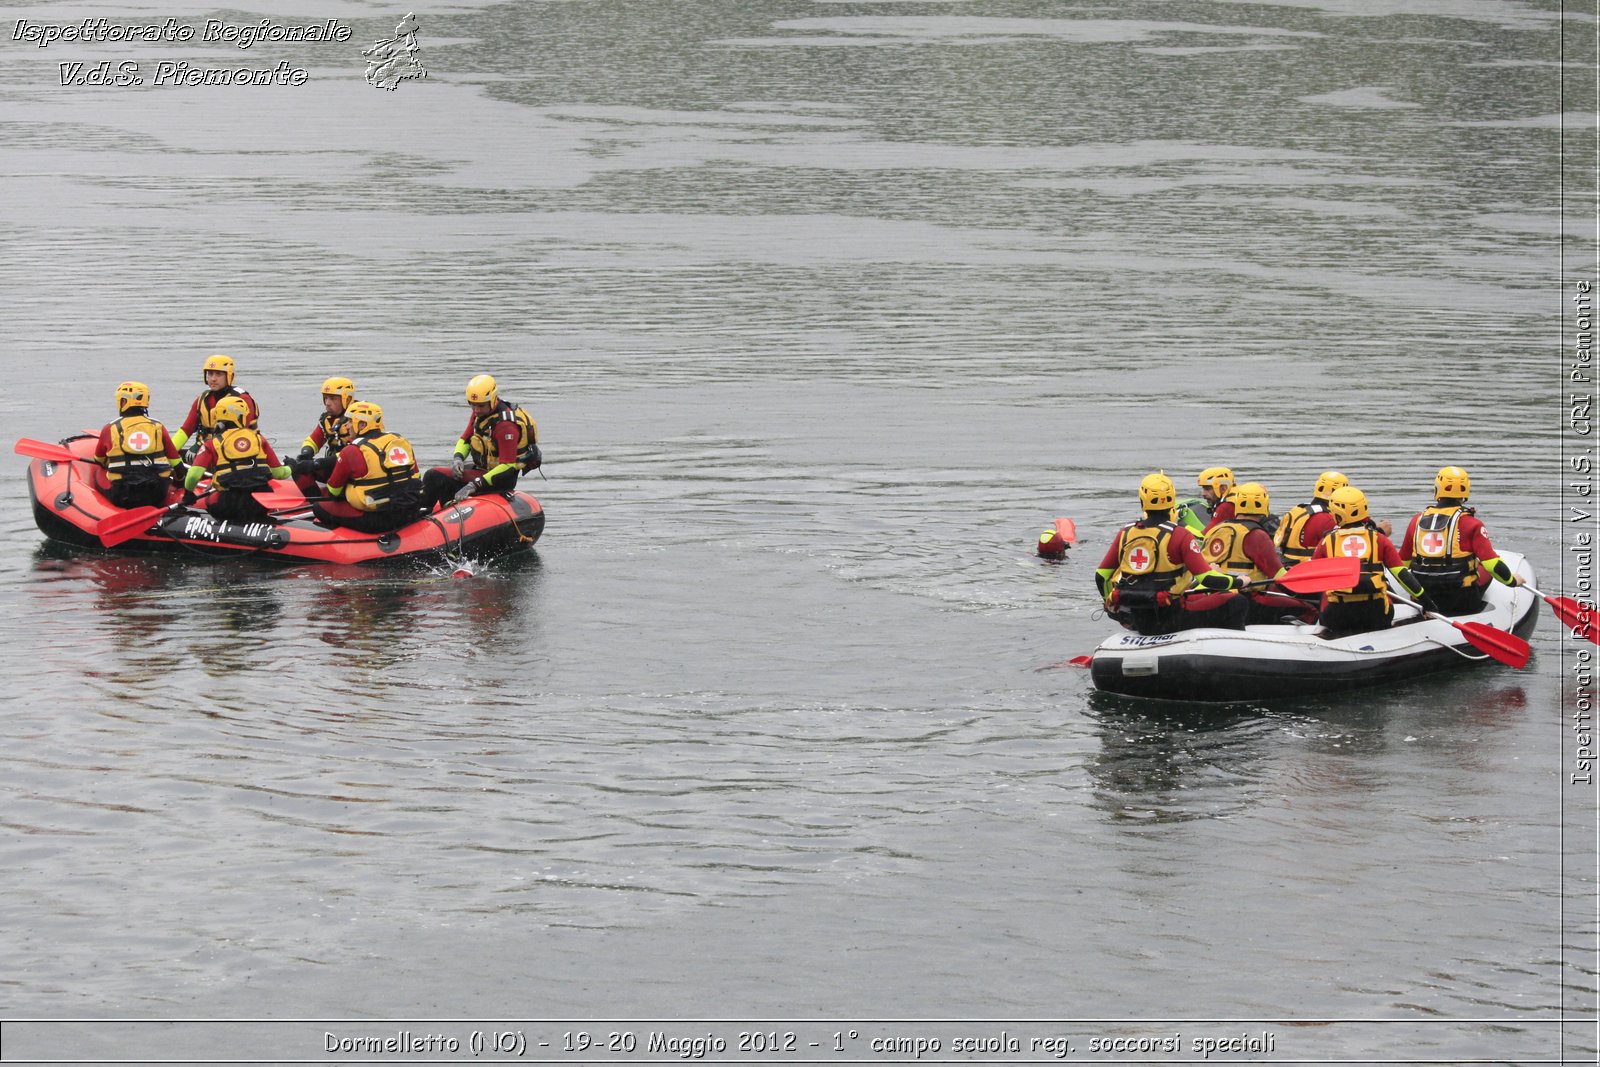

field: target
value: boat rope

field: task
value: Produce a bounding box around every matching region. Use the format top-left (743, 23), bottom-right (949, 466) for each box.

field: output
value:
top-left (1432, 639), bottom-right (1492, 662)
top-left (421, 512), bottom-right (466, 567)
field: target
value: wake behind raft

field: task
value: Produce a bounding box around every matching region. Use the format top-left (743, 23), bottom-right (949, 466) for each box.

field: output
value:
top-left (21, 434), bottom-right (544, 565)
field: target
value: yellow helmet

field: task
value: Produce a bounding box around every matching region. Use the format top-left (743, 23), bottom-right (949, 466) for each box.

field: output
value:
top-left (321, 376), bottom-right (356, 401)
top-left (212, 395), bottom-right (251, 428)
top-left (1139, 471), bottom-right (1176, 511)
top-left (202, 354), bottom-right (235, 386)
top-left (1314, 470), bottom-right (1348, 499)
top-left (1197, 467), bottom-right (1234, 495)
top-left (115, 380), bottom-right (150, 414)
top-left (345, 400), bottom-right (384, 436)
top-left (1435, 465), bottom-right (1470, 500)
top-left (465, 374), bottom-right (498, 405)
top-left (1231, 481), bottom-right (1270, 518)
top-left (1328, 485), bottom-right (1370, 526)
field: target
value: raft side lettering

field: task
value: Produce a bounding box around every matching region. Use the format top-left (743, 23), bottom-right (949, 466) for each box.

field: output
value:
top-left (1116, 634), bottom-right (1178, 647)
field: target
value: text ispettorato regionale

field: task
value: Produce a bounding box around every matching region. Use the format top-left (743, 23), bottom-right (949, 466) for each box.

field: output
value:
top-left (13, 18), bottom-right (353, 50)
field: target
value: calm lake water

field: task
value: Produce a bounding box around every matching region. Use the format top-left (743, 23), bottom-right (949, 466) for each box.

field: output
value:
top-left (1, 0), bottom-right (1595, 1062)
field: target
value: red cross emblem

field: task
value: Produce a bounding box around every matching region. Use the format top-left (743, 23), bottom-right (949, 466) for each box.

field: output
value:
top-left (387, 445), bottom-right (411, 465)
top-left (1419, 530), bottom-right (1446, 555)
top-left (230, 437), bottom-right (251, 453)
top-left (126, 430), bottom-right (151, 451)
top-left (1206, 536), bottom-right (1225, 558)
top-left (1339, 533), bottom-right (1369, 557)
top-left (1126, 546), bottom-right (1152, 572)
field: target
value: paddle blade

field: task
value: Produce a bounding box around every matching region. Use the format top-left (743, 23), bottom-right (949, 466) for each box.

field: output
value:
top-left (253, 484), bottom-right (310, 509)
top-left (1456, 621), bottom-right (1531, 670)
top-left (1546, 594), bottom-right (1599, 646)
top-left (1068, 654), bottom-right (1093, 668)
top-left (1054, 518), bottom-right (1078, 545)
top-left (96, 505), bottom-right (167, 548)
top-left (14, 438), bottom-right (77, 463)
top-left (1275, 555), bottom-right (1361, 594)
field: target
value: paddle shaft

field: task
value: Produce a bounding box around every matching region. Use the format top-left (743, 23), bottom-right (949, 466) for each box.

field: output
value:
top-left (1388, 591), bottom-right (1530, 669)
top-left (1522, 583), bottom-right (1596, 643)
top-left (1179, 556), bottom-right (1360, 598)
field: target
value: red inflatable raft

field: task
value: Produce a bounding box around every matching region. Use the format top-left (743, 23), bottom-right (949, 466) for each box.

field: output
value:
top-left (20, 433), bottom-right (544, 565)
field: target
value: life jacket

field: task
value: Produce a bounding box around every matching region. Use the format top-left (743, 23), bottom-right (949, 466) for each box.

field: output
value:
top-left (345, 432), bottom-right (422, 513)
top-left (1275, 501), bottom-right (1328, 565)
top-left (103, 413), bottom-right (169, 485)
top-left (317, 410), bottom-right (353, 455)
top-left (1407, 504), bottom-right (1477, 589)
top-left (211, 426), bottom-right (272, 492)
top-left (1109, 520), bottom-right (1192, 602)
top-left (469, 402), bottom-right (539, 471)
top-left (194, 388), bottom-right (257, 437)
top-left (1202, 518), bottom-right (1272, 582)
top-left (1319, 523), bottom-right (1387, 603)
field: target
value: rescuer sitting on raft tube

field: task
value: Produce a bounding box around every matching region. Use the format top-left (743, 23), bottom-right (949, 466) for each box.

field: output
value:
top-left (1274, 470), bottom-right (1347, 566)
top-left (181, 395), bottom-right (292, 525)
top-left (1193, 466), bottom-right (1236, 531)
top-left (1171, 466), bottom-right (1231, 533)
top-left (1399, 465), bottom-right (1520, 616)
top-left (1096, 471), bottom-right (1248, 636)
top-left (93, 381), bottom-right (183, 510)
top-left (1198, 481), bottom-right (1317, 625)
top-left (291, 375), bottom-right (356, 495)
top-left (309, 401), bottom-right (425, 533)
top-left (420, 374), bottom-right (541, 511)
top-left (172, 354), bottom-right (259, 463)
top-left (1309, 486), bottom-right (1429, 637)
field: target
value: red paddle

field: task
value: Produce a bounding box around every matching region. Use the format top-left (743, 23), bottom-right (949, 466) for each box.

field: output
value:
top-left (1260, 556), bottom-right (1360, 594)
top-left (1183, 556), bottom-right (1361, 598)
top-left (14, 438), bottom-right (79, 463)
top-left (97, 504), bottom-right (173, 547)
top-left (97, 482), bottom-right (307, 548)
top-left (1389, 592), bottom-right (1530, 669)
top-left (1523, 583), bottom-right (1597, 646)
top-left (1053, 517), bottom-right (1077, 545)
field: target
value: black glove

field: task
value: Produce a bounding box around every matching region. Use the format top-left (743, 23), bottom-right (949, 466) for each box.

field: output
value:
top-left (181, 490), bottom-right (198, 506)
top-left (297, 446), bottom-right (315, 462)
top-left (526, 444), bottom-right (541, 470)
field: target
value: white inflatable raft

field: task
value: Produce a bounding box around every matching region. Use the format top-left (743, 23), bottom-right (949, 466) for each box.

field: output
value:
top-left (1089, 552), bottom-right (1538, 703)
